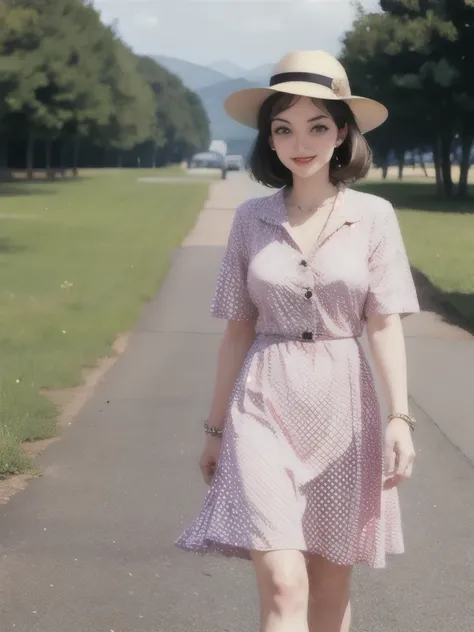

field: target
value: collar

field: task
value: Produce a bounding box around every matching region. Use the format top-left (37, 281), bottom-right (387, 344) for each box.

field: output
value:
top-left (259, 187), bottom-right (362, 235)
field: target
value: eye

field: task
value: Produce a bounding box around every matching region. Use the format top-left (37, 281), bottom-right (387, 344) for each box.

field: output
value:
top-left (273, 125), bottom-right (290, 135)
top-left (312, 124), bottom-right (329, 133)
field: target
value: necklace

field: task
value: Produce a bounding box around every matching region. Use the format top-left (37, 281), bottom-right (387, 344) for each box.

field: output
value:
top-left (283, 188), bottom-right (341, 258)
top-left (311, 189), bottom-right (340, 251)
top-left (286, 191), bottom-right (338, 214)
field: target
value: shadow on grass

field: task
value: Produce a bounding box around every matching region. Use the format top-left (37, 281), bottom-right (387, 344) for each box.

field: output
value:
top-left (0, 173), bottom-right (88, 197)
top-left (0, 170), bottom-right (87, 192)
top-left (354, 179), bottom-right (474, 333)
top-left (0, 237), bottom-right (28, 254)
top-left (412, 267), bottom-right (474, 335)
top-left (0, 183), bottom-right (57, 197)
top-left (356, 180), bottom-right (474, 213)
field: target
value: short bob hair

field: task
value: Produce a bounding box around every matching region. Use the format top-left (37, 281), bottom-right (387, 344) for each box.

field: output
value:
top-left (249, 93), bottom-right (372, 189)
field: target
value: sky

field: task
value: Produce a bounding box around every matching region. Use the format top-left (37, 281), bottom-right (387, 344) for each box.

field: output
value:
top-left (93, 0), bottom-right (382, 70)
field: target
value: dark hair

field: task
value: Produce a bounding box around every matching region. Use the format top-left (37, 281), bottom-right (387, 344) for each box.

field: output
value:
top-left (248, 92), bottom-right (372, 189)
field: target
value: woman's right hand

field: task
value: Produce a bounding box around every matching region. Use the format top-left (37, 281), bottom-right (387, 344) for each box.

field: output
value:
top-left (199, 436), bottom-right (222, 485)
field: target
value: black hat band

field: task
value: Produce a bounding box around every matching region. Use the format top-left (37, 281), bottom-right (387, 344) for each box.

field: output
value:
top-left (269, 72), bottom-right (334, 90)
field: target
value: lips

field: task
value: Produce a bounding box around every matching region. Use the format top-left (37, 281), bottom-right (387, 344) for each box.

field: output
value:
top-left (292, 156), bottom-right (316, 165)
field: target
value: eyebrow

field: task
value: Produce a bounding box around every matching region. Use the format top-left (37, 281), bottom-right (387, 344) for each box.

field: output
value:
top-left (272, 114), bottom-right (329, 124)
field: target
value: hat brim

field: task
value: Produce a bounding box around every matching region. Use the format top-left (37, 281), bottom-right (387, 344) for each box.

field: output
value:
top-left (224, 82), bottom-right (388, 134)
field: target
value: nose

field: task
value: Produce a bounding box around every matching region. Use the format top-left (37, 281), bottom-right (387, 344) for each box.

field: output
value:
top-left (292, 133), bottom-right (312, 155)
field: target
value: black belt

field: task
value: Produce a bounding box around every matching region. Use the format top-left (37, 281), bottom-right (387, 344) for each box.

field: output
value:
top-left (257, 331), bottom-right (361, 342)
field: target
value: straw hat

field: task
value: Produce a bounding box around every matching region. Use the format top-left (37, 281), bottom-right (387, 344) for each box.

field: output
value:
top-left (224, 50), bottom-right (388, 134)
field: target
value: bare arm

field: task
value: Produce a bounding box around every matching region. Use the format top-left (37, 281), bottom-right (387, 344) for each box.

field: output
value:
top-left (366, 312), bottom-right (409, 415)
top-left (207, 319), bottom-right (257, 430)
top-left (367, 312), bottom-right (415, 486)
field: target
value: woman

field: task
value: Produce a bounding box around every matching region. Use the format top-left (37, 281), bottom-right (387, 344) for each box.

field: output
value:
top-left (175, 50), bottom-right (419, 632)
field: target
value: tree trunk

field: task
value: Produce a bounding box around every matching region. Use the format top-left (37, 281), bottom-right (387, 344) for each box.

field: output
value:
top-left (440, 131), bottom-right (453, 199)
top-left (152, 142), bottom-right (157, 168)
top-left (59, 141), bottom-right (68, 177)
top-left (380, 154), bottom-right (389, 179)
top-left (27, 132), bottom-right (35, 179)
top-left (458, 132), bottom-right (473, 200)
top-left (0, 138), bottom-right (7, 169)
top-left (45, 138), bottom-right (54, 180)
top-left (433, 137), bottom-right (444, 197)
top-left (72, 137), bottom-right (80, 176)
top-left (117, 151), bottom-right (122, 168)
top-left (396, 151), bottom-right (405, 180)
top-left (419, 151), bottom-right (428, 177)
top-left (0, 137), bottom-right (10, 181)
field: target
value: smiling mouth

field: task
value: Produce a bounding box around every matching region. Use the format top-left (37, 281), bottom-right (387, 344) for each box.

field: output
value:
top-left (292, 156), bottom-right (316, 165)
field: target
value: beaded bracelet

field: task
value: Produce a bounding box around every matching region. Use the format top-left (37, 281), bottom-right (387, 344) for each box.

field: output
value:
top-left (387, 413), bottom-right (416, 432)
top-left (204, 422), bottom-right (223, 438)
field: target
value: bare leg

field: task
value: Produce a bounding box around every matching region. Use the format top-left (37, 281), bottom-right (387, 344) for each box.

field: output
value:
top-left (306, 554), bottom-right (352, 632)
top-left (251, 549), bottom-right (310, 632)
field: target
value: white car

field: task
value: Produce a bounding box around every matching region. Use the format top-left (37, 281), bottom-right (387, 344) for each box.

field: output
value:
top-left (225, 155), bottom-right (245, 171)
top-left (189, 152), bottom-right (226, 169)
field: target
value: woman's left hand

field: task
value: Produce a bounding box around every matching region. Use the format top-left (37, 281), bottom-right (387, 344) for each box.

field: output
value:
top-left (383, 418), bottom-right (416, 490)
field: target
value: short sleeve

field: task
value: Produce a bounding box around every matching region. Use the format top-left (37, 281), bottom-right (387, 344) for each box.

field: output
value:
top-left (363, 202), bottom-right (420, 319)
top-left (210, 203), bottom-right (258, 322)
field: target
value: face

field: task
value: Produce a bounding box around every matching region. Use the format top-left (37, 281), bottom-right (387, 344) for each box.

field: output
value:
top-left (269, 96), bottom-right (346, 179)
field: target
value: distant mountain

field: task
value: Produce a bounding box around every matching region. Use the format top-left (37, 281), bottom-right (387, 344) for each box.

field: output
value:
top-left (149, 55), bottom-right (269, 150)
top-left (197, 78), bottom-right (259, 141)
top-left (210, 61), bottom-right (274, 84)
top-left (209, 60), bottom-right (246, 78)
top-left (151, 55), bottom-right (230, 91)
top-left (153, 55), bottom-right (272, 91)
top-left (246, 63), bottom-right (274, 84)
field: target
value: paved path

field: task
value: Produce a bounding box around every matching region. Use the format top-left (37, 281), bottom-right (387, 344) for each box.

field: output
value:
top-left (1, 173), bottom-right (473, 631)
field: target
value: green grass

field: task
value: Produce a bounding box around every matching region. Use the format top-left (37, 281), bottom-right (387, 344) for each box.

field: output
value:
top-left (358, 179), bottom-right (474, 326)
top-left (0, 168), bottom-right (210, 477)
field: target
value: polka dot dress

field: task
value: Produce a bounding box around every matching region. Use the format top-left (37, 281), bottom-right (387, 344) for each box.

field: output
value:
top-left (175, 187), bottom-right (419, 568)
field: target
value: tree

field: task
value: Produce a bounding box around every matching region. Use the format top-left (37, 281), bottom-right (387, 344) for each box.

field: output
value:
top-left (441, 0), bottom-right (474, 198)
top-left (0, 0), bottom-right (117, 176)
top-left (136, 55), bottom-right (210, 167)
top-left (342, 0), bottom-right (474, 199)
top-left (379, 0), bottom-right (474, 198)
top-left (55, 1), bottom-right (117, 173)
top-left (0, 2), bottom-right (37, 171)
top-left (340, 11), bottom-right (431, 179)
top-left (0, 0), bottom-right (210, 174)
top-left (94, 42), bottom-right (155, 167)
